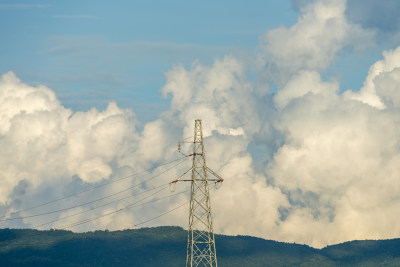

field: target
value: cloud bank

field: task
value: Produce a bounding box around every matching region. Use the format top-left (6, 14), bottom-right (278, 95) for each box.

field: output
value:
top-left (2, 0), bottom-right (400, 248)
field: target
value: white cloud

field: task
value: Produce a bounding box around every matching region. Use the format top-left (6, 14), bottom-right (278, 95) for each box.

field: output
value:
top-left (0, 71), bottom-right (139, 206)
top-left (274, 70), bottom-right (339, 109)
top-left (345, 46), bottom-right (400, 109)
top-left (162, 55), bottom-right (260, 138)
top-left (258, 0), bottom-right (374, 87)
top-left (264, 47), bottom-right (400, 247)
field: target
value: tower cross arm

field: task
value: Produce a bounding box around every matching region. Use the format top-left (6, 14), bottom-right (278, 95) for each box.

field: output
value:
top-left (206, 167), bottom-right (224, 183)
top-left (170, 167), bottom-right (193, 184)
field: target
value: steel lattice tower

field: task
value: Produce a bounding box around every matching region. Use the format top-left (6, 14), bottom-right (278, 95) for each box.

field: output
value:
top-left (185, 119), bottom-right (221, 267)
top-left (172, 120), bottom-right (223, 266)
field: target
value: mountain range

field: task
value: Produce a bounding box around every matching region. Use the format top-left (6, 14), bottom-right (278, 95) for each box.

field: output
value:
top-left (1, 226), bottom-right (400, 266)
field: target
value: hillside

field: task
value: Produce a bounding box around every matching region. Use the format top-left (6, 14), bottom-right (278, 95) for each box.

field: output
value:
top-left (0, 227), bottom-right (400, 266)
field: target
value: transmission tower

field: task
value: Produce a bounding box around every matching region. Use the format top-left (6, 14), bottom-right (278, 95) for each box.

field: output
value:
top-left (172, 119), bottom-right (223, 267)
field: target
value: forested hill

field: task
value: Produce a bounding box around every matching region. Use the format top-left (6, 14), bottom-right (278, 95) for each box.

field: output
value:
top-left (1, 226), bottom-right (400, 266)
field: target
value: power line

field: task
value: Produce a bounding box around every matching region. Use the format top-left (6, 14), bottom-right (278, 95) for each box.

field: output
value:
top-left (0, 185), bottom-right (217, 248)
top-left (0, 189), bottom-right (188, 247)
top-left (133, 201), bottom-right (189, 228)
top-left (0, 197), bottom-right (189, 249)
top-left (33, 183), bottom-right (169, 229)
top-left (132, 184), bottom-right (218, 229)
top-left (57, 184), bottom-right (218, 231)
top-left (0, 156), bottom-right (188, 219)
top-left (55, 188), bottom-right (187, 230)
top-left (1, 157), bottom-right (188, 222)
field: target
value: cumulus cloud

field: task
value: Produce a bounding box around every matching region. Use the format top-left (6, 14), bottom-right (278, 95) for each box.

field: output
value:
top-left (160, 59), bottom-right (289, 236)
top-left (0, 71), bottom-right (147, 229)
top-left (267, 68), bottom-right (400, 246)
top-left (3, 0), bottom-right (400, 249)
top-left (162, 56), bottom-right (260, 138)
top-left (345, 46), bottom-right (400, 109)
top-left (258, 0), bottom-right (374, 87)
top-left (0, 71), bottom-right (140, 188)
top-left (294, 0), bottom-right (400, 35)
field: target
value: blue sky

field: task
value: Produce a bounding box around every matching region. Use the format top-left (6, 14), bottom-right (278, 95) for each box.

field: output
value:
top-left (2, 0), bottom-right (398, 122)
top-left (0, 0), bottom-right (299, 122)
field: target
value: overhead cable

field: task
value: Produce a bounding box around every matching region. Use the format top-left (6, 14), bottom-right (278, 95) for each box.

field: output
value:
top-left (1, 157), bottom-right (188, 221)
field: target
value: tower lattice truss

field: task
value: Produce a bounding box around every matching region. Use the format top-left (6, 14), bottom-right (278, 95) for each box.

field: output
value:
top-left (178, 120), bottom-right (223, 267)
